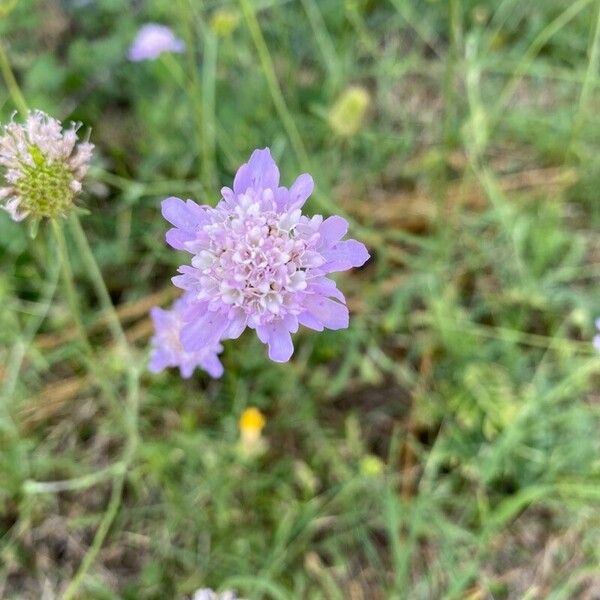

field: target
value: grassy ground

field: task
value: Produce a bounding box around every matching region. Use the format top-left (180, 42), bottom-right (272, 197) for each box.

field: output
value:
top-left (1, 0), bottom-right (600, 598)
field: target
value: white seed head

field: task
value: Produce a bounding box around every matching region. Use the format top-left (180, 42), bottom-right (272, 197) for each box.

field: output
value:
top-left (0, 110), bottom-right (94, 221)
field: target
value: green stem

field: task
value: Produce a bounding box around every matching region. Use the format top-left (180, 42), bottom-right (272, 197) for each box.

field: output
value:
top-left (61, 365), bottom-right (139, 600)
top-left (61, 468), bottom-right (125, 600)
top-left (0, 38), bottom-right (28, 116)
top-left (238, 0), bottom-right (310, 168)
top-left (344, 1), bottom-right (378, 56)
top-left (202, 30), bottom-right (218, 191)
top-left (443, 0), bottom-right (461, 156)
top-left (300, 0), bottom-right (341, 84)
top-left (0, 239), bottom-right (60, 440)
top-left (178, 0), bottom-right (208, 191)
top-left (566, 0), bottom-right (600, 161)
top-left (50, 219), bottom-right (118, 406)
top-left (489, 0), bottom-right (595, 132)
top-left (23, 461), bottom-right (126, 495)
top-left (58, 215), bottom-right (141, 598)
top-left (68, 213), bottom-right (130, 359)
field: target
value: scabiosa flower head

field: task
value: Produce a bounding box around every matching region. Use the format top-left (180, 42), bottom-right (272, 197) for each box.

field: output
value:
top-left (594, 318), bottom-right (600, 353)
top-left (193, 590), bottom-right (242, 600)
top-left (161, 148), bottom-right (369, 362)
top-left (149, 293), bottom-right (224, 378)
top-left (0, 110), bottom-right (93, 222)
top-left (128, 23), bottom-right (185, 61)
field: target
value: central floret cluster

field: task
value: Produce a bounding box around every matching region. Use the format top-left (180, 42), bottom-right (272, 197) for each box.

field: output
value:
top-left (153, 148), bottom-right (369, 369)
top-left (189, 191), bottom-right (318, 321)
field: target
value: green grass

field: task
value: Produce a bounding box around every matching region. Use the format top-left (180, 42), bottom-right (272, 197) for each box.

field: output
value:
top-left (1, 0), bottom-right (600, 598)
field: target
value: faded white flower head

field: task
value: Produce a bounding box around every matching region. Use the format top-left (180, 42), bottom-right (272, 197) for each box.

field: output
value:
top-left (0, 110), bottom-right (94, 222)
top-left (193, 589), bottom-right (242, 600)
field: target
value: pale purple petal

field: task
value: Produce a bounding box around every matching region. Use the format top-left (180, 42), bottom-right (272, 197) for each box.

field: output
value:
top-left (288, 173), bottom-right (314, 210)
top-left (161, 197), bottom-right (189, 230)
top-left (180, 298), bottom-right (209, 321)
top-left (233, 148), bottom-right (280, 194)
top-left (309, 277), bottom-right (346, 303)
top-left (180, 310), bottom-right (229, 352)
top-left (255, 325), bottom-right (269, 344)
top-left (200, 354), bottom-right (224, 378)
top-left (319, 216), bottom-right (349, 247)
top-left (281, 313), bottom-right (299, 334)
top-left (298, 311), bottom-right (324, 331)
top-left (224, 309), bottom-right (247, 339)
top-left (162, 198), bottom-right (209, 251)
top-left (179, 362), bottom-right (195, 379)
top-left (172, 265), bottom-right (202, 292)
top-left (274, 186), bottom-right (290, 212)
top-left (148, 348), bottom-right (171, 372)
top-left (320, 240), bottom-right (370, 273)
top-left (161, 197), bottom-right (207, 230)
top-left (220, 186), bottom-right (236, 207)
top-left (303, 296), bottom-right (349, 330)
top-left (594, 334), bottom-right (600, 353)
top-left (149, 306), bottom-right (169, 328)
top-left (258, 320), bottom-right (294, 362)
top-left (165, 228), bottom-right (191, 251)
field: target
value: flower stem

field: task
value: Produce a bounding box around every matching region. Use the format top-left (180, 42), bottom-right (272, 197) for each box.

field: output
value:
top-left (62, 472), bottom-right (124, 600)
top-left (23, 461), bottom-right (126, 495)
top-left (68, 213), bottom-right (131, 359)
top-left (202, 30), bottom-right (218, 191)
top-left (0, 38), bottom-right (28, 116)
top-left (0, 240), bottom-right (60, 441)
top-left (50, 219), bottom-right (118, 406)
top-left (61, 362), bottom-right (139, 600)
top-left (237, 0), bottom-right (309, 168)
top-left (57, 215), bottom-right (141, 598)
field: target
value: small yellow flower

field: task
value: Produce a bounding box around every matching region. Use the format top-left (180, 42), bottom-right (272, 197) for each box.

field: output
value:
top-left (239, 406), bottom-right (265, 433)
top-left (210, 8), bottom-right (240, 38)
top-left (238, 407), bottom-right (267, 458)
top-left (328, 86), bottom-right (370, 138)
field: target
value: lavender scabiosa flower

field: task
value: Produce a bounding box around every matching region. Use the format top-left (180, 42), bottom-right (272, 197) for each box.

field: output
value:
top-left (0, 110), bottom-right (93, 222)
top-left (149, 293), bottom-right (224, 378)
top-left (128, 23), bottom-right (185, 61)
top-left (594, 318), bottom-right (600, 353)
top-left (161, 148), bottom-right (369, 362)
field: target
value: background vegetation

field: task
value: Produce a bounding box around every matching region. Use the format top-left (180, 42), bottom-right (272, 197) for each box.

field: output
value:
top-left (1, 0), bottom-right (600, 598)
